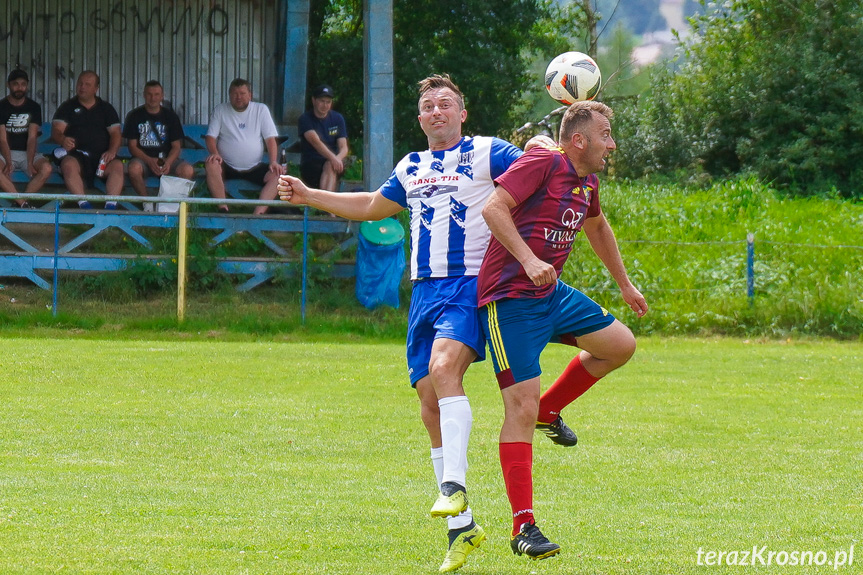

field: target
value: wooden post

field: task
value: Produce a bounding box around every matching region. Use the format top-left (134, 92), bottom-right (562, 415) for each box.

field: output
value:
top-left (177, 202), bottom-right (188, 322)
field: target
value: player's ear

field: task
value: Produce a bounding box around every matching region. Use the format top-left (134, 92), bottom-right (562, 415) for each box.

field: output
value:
top-left (571, 132), bottom-right (586, 150)
top-left (460, 108), bottom-right (467, 123)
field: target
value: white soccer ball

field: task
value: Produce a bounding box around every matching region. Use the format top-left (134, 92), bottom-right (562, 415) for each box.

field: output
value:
top-left (544, 51), bottom-right (602, 105)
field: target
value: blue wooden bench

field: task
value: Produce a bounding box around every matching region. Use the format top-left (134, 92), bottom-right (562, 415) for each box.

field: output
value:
top-left (0, 205), bottom-right (355, 291)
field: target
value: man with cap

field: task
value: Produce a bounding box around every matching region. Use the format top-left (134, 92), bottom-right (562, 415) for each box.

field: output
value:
top-left (0, 69), bottom-right (53, 207)
top-left (297, 84), bottom-right (348, 192)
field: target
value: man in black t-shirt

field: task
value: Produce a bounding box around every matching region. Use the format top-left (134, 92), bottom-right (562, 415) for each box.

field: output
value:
top-left (123, 80), bottom-right (194, 197)
top-left (51, 70), bottom-right (124, 209)
top-left (0, 69), bottom-right (53, 207)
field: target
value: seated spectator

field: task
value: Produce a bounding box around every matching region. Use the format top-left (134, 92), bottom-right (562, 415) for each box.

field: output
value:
top-left (204, 78), bottom-right (282, 214)
top-left (298, 84), bottom-right (348, 192)
top-left (51, 70), bottom-right (124, 209)
top-left (123, 80), bottom-right (195, 200)
top-left (0, 69), bottom-right (53, 207)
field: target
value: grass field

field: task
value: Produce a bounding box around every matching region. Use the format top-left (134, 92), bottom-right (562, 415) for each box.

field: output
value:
top-left (1, 337), bottom-right (860, 574)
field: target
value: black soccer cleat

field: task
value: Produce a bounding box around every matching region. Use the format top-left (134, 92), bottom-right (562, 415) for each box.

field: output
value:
top-left (536, 415), bottom-right (578, 446)
top-left (510, 521), bottom-right (561, 560)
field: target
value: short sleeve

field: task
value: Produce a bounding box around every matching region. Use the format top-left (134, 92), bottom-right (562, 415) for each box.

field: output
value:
top-left (207, 106), bottom-right (222, 138)
top-left (377, 169), bottom-right (407, 208)
top-left (258, 104), bottom-right (278, 140)
top-left (104, 102), bottom-right (121, 128)
top-left (493, 147), bottom-right (555, 206)
top-left (121, 109), bottom-right (138, 140)
top-left (488, 137), bottom-right (523, 179)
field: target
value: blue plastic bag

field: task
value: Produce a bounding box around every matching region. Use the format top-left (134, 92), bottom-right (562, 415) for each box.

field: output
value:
top-left (355, 219), bottom-right (406, 309)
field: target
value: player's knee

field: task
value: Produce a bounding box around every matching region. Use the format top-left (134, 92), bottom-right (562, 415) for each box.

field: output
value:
top-left (504, 386), bottom-right (540, 424)
top-left (428, 357), bottom-right (463, 395)
top-left (611, 327), bottom-right (637, 367)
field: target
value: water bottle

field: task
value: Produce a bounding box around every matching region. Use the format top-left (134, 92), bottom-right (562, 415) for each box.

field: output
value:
top-left (96, 157), bottom-right (107, 177)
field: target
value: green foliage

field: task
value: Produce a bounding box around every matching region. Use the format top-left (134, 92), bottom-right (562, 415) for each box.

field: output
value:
top-left (617, 0), bottom-right (863, 198)
top-left (392, 0), bottom-right (549, 155)
top-left (571, 177), bottom-right (863, 336)
top-left (310, 0), bottom-right (553, 158)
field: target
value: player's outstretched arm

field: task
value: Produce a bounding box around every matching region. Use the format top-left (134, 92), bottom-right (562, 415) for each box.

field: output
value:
top-left (277, 174), bottom-right (402, 221)
top-left (483, 185), bottom-right (557, 286)
top-left (582, 214), bottom-right (648, 317)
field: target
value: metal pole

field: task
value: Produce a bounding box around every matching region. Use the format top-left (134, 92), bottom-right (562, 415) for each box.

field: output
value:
top-left (52, 202), bottom-right (60, 317)
top-left (177, 202), bottom-right (188, 322)
top-left (301, 205), bottom-right (308, 323)
top-left (746, 233), bottom-right (755, 307)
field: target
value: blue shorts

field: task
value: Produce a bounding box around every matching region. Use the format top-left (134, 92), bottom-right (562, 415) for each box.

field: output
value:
top-left (479, 281), bottom-right (615, 389)
top-left (406, 276), bottom-right (486, 386)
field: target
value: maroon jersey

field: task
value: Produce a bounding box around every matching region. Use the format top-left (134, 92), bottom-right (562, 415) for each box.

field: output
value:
top-left (477, 145), bottom-right (601, 306)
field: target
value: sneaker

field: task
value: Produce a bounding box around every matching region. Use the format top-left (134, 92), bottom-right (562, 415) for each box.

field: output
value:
top-left (430, 481), bottom-right (468, 518)
top-left (536, 415), bottom-right (578, 446)
top-left (439, 522), bottom-right (486, 572)
top-left (18, 201), bottom-right (34, 209)
top-left (510, 521), bottom-right (561, 560)
top-left (104, 201), bottom-right (118, 210)
top-left (78, 200), bottom-right (93, 210)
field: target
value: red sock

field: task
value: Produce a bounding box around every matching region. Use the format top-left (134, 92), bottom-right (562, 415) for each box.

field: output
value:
top-left (537, 355), bottom-right (600, 424)
top-left (499, 442), bottom-right (534, 536)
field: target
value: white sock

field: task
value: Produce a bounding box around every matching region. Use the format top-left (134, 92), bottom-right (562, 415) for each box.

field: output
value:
top-left (431, 446), bottom-right (473, 530)
top-left (431, 446), bottom-right (444, 485)
top-left (438, 395), bottom-right (472, 488)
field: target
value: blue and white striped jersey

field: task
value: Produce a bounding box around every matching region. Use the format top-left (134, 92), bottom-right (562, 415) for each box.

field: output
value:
top-left (379, 136), bottom-right (522, 280)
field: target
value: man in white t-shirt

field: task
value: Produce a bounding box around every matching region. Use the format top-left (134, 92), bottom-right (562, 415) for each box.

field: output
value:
top-left (205, 78), bottom-right (282, 213)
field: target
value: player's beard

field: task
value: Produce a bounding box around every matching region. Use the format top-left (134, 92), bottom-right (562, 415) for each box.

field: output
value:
top-left (11, 90), bottom-right (25, 100)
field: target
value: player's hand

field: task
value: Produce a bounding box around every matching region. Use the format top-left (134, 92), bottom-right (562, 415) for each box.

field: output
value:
top-left (26, 163), bottom-right (36, 177)
top-left (101, 151), bottom-right (116, 164)
top-left (524, 135), bottom-right (557, 152)
top-left (523, 257), bottom-right (557, 287)
top-left (621, 284), bottom-right (648, 317)
top-left (2, 160), bottom-right (12, 176)
top-left (206, 153), bottom-right (223, 166)
top-left (62, 136), bottom-right (76, 151)
top-left (277, 175), bottom-right (310, 205)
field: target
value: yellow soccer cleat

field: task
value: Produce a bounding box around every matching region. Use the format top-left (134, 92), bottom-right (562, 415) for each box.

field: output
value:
top-left (439, 522), bottom-right (486, 572)
top-left (430, 481), bottom-right (468, 518)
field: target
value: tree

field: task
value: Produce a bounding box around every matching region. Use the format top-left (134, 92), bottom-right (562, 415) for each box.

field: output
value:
top-left (618, 0), bottom-right (863, 198)
top-left (309, 0), bottom-right (553, 159)
top-left (391, 0), bottom-right (549, 155)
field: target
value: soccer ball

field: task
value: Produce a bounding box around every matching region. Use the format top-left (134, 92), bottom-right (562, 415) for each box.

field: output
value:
top-left (544, 52), bottom-right (602, 105)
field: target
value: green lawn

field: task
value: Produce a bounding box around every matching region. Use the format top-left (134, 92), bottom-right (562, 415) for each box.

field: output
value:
top-left (1, 337), bottom-right (860, 574)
